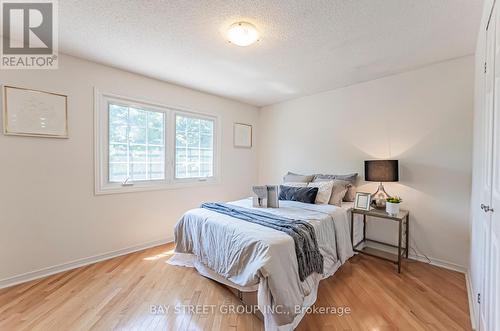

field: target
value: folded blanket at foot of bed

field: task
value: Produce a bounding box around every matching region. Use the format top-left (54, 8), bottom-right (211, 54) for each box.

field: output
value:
top-left (201, 202), bottom-right (324, 281)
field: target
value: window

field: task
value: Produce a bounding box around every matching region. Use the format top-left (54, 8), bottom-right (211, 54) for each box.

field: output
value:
top-left (108, 104), bottom-right (165, 182)
top-left (175, 114), bottom-right (214, 179)
top-left (95, 91), bottom-right (218, 194)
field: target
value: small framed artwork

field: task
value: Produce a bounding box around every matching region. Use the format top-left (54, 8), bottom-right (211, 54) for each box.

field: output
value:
top-left (234, 123), bottom-right (252, 148)
top-left (354, 192), bottom-right (371, 211)
top-left (3, 85), bottom-right (68, 138)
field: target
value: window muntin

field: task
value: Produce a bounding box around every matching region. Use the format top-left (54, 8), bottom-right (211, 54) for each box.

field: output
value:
top-left (175, 114), bottom-right (214, 179)
top-left (108, 103), bottom-right (165, 183)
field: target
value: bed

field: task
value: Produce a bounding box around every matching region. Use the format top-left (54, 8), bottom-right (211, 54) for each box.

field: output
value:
top-left (168, 197), bottom-right (360, 331)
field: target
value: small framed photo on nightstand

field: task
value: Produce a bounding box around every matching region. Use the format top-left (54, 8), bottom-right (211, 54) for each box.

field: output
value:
top-left (354, 192), bottom-right (371, 211)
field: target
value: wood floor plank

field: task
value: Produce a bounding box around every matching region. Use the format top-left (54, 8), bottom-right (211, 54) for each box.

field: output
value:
top-left (0, 243), bottom-right (471, 330)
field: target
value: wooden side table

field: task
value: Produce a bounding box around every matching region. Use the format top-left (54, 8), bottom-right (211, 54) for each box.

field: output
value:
top-left (350, 208), bottom-right (409, 273)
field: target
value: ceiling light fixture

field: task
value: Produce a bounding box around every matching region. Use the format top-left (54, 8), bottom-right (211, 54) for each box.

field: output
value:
top-left (227, 22), bottom-right (259, 47)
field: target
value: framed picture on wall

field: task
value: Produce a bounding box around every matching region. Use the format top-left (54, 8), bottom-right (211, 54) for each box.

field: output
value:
top-left (354, 192), bottom-right (371, 211)
top-left (234, 123), bottom-right (252, 148)
top-left (2, 85), bottom-right (68, 138)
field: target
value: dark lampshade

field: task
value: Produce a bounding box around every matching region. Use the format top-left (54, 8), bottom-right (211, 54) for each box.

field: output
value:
top-left (365, 160), bottom-right (399, 182)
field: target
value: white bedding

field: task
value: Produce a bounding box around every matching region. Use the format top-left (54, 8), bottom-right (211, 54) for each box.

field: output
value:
top-left (169, 198), bottom-right (355, 330)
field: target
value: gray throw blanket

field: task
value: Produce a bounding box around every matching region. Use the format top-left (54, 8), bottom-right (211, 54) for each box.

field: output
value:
top-left (201, 202), bottom-right (324, 281)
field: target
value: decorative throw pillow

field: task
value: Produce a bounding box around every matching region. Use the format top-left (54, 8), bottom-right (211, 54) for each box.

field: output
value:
top-left (313, 173), bottom-right (358, 202)
top-left (307, 181), bottom-right (334, 204)
top-left (343, 185), bottom-right (357, 202)
top-left (278, 185), bottom-right (319, 204)
top-left (328, 180), bottom-right (350, 206)
top-left (283, 172), bottom-right (314, 183)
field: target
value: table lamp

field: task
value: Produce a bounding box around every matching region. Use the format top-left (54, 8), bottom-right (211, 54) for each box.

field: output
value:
top-left (364, 160), bottom-right (399, 209)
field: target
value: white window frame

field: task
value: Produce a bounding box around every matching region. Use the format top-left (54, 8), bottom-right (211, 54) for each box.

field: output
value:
top-left (173, 111), bottom-right (217, 183)
top-left (94, 89), bottom-right (220, 195)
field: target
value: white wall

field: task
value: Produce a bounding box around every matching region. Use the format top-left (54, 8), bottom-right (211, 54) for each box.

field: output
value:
top-left (259, 56), bottom-right (474, 269)
top-left (0, 52), bottom-right (474, 284)
top-left (0, 54), bottom-right (259, 283)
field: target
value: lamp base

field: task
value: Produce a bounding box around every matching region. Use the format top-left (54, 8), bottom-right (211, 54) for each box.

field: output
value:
top-left (371, 182), bottom-right (391, 209)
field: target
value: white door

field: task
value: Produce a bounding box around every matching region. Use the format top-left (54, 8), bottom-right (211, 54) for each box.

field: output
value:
top-left (479, 4), bottom-right (496, 331)
top-left (486, 8), bottom-right (500, 331)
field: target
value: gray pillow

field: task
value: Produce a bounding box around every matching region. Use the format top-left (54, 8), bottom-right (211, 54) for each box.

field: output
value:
top-left (329, 180), bottom-right (350, 206)
top-left (313, 173), bottom-right (358, 202)
top-left (343, 185), bottom-right (357, 202)
top-left (279, 185), bottom-right (318, 204)
top-left (313, 173), bottom-right (358, 183)
top-left (283, 172), bottom-right (314, 183)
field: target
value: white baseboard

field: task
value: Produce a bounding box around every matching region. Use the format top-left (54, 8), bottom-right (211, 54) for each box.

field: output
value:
top-left (465, 271), bottom-right (477, 330)
top-left (409, 254), bottom-right (476, 329)
top-left (408, 253), bottom-right (467, 273)
top-left (361, 241), bottom-right (467, 273)
top-left (358, 246), bottom-right (473, 327)
top-left (0, 237), bottom-right (173, 290)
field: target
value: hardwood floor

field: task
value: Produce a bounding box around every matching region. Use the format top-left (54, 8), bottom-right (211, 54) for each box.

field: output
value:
top-left (0, 243), bottom-right (471, 331)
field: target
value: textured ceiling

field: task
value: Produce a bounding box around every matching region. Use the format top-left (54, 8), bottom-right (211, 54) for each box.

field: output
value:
top-left (58, 0), bottom-right (483, 106)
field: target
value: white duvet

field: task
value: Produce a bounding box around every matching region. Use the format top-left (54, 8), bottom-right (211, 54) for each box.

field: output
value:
top-left (169, 198), bottom-right (354, 330)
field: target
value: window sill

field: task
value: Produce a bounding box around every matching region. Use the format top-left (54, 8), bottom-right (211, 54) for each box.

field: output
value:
top-left (94, 177), bottom-right (221, 196)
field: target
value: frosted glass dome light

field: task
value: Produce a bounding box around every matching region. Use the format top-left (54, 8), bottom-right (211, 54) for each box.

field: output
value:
top-left (227, 22), bottom-right (259, 46)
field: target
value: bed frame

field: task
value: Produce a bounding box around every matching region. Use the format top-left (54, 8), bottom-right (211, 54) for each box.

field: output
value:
top-left (222, 284), bottom-right (263, 320)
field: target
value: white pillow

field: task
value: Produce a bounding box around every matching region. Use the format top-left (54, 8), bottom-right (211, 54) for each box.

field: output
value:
top-left (283, 182), bottom-right (308, 187)
top-left (307, 181), bottom-right (334, 204)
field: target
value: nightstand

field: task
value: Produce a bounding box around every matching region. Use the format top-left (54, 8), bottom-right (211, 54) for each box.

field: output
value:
top-left (350, 208), bottom-right (409, 273)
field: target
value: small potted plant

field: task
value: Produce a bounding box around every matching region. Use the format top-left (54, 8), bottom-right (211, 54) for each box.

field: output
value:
top-left (386, 196), bottom-right (402, 215)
